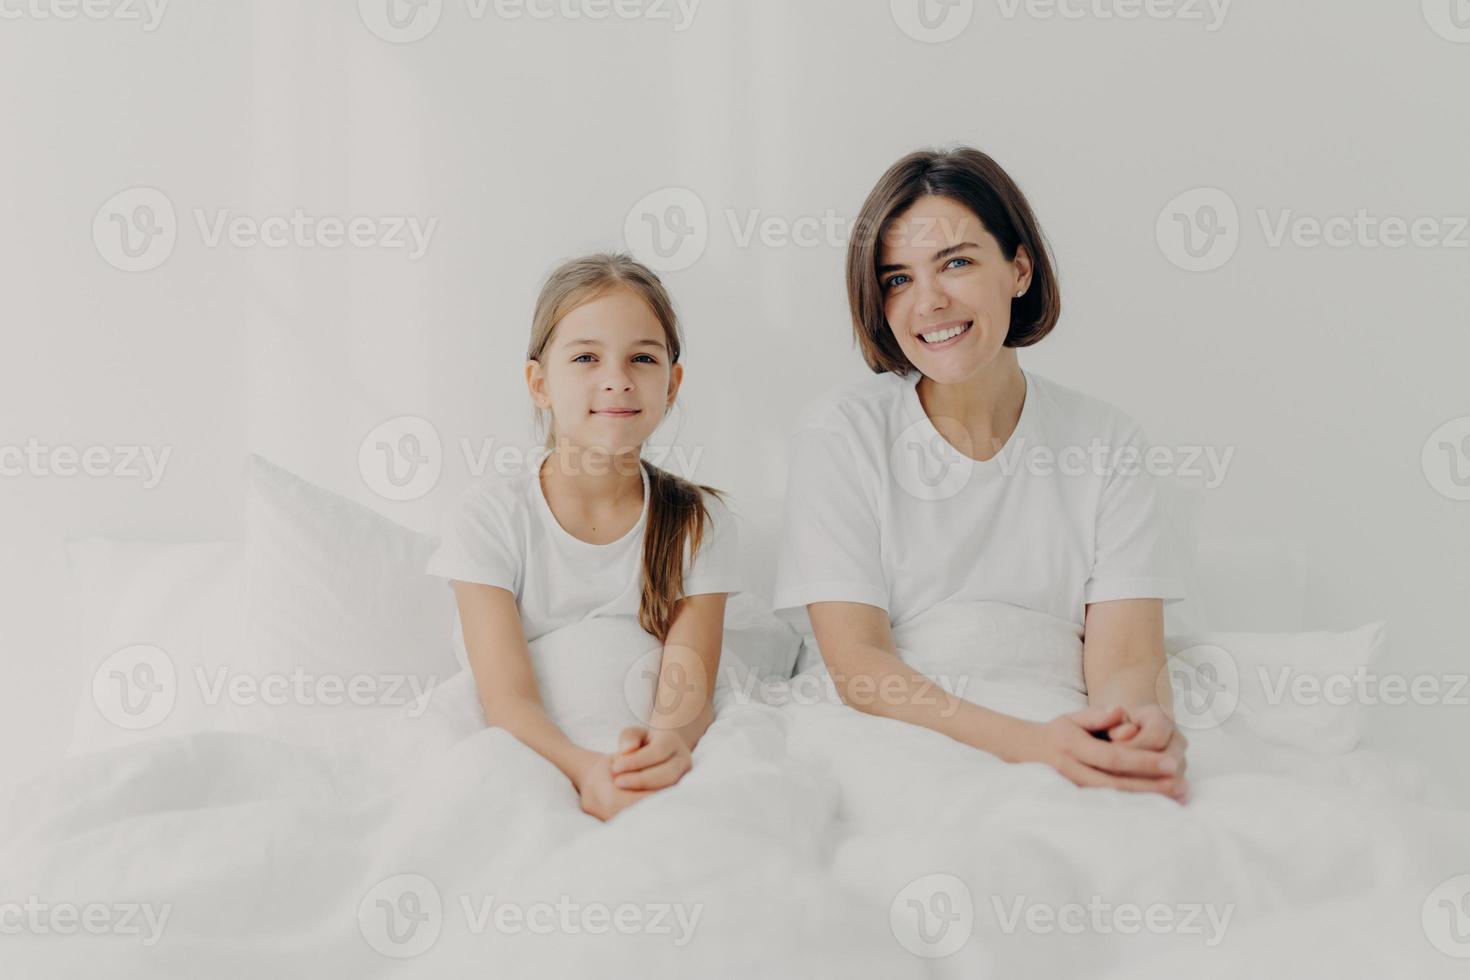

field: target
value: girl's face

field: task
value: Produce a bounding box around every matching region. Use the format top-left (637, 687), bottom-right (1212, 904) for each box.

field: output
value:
top-left (877, 194), bottom-right (1032, 385)
top-left (527, 286), bottom-right (682, 459)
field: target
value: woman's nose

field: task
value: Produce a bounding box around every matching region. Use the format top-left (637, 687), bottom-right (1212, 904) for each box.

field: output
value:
top-left (915, 276), bottom-right (949, 316)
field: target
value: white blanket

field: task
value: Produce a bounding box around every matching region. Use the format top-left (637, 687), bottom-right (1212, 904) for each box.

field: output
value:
top-left (776, 600), bottom-right (1470, 977)
top-left (3, 604), bottom-right (1467, 978)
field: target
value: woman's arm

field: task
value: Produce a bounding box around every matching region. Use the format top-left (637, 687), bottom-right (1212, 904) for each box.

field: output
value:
top-left (1082, 597), bottom-right (1189, 798)
top-left (611, 592), bottom-right (727, 790)
top-left (451, 580), bottom-right (647, 817)
top-left (807, 600), bottom-right (1183, 796)
top-left (1082, 597), bottom-right (1170, 713)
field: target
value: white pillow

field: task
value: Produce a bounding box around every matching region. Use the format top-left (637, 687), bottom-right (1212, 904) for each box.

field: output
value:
top-left (65, 538), bottom-right (244, 755)
top-left (65, 455), bottom-right (463, 753)
top-left (236, 455), bottom-right (457, 740)
top-left (1164, 622), bottom-right (1387, 754)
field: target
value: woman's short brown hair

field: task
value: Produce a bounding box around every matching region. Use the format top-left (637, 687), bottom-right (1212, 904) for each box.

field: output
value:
top-left (845, 146), bottom-right (1061, 375)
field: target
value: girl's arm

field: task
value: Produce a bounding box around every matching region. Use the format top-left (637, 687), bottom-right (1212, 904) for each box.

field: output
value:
top-left (610, 592), bottom-right (727, 790)
top-left (806, 600), bottom-right (1184, 798)
top-left (451, 580), bottom-right (647, 816)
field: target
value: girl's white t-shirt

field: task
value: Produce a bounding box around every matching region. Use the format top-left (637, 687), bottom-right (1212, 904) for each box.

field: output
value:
top-left (772, 367), bottom-right (1186, 667)
top-left (427, 457), bottom-right (744, 667)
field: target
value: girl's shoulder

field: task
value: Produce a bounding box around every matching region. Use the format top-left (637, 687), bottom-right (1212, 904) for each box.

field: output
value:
top-left (443, 466), bottom-right (537, 537)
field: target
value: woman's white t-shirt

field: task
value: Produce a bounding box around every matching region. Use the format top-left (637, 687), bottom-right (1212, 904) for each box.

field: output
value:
top-left (427, 456), bottom-right (744, 668)
top-left (772, 368), bottom-right (1186, 669)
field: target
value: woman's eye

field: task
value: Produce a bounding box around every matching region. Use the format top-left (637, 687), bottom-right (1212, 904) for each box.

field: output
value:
top-left (572, 354), bottom-right (595, 363)
top-left (944, 257), bottom-right (972, 271)
top-left (882, 274), bottom-right (910, 290)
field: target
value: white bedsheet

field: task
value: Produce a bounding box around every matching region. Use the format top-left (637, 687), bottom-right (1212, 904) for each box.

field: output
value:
top-left (3, 604), bottom-right (1467, 978)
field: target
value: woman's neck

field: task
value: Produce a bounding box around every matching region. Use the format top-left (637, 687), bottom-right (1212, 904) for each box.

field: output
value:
top-left (915, 352), bottom-right (1027, 459)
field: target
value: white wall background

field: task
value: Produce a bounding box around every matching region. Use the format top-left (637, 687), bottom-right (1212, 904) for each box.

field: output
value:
top-left (2, 0), bottom-right (1467, 790)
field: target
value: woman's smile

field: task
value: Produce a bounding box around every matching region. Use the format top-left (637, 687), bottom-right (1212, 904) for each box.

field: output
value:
top-left (917, 319), bottom-right (973, 349)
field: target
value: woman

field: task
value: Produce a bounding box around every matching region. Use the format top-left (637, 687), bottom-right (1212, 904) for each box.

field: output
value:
top-left (772, 147), bottom-right (1190, 802)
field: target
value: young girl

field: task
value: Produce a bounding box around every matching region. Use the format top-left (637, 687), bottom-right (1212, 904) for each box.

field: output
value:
top-left (427, 253), bottom-right (743, 822)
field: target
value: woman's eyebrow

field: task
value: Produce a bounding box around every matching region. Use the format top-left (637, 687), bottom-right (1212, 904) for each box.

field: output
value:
top-left (877, 241), bottom-right (979, 273)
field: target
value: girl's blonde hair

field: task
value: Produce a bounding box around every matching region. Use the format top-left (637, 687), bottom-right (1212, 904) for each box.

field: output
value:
top-left (526, 252), bottom-right (725, 642)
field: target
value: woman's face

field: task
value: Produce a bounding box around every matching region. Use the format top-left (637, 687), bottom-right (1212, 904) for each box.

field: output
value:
top-left (527, 286), bottom-right (681, 460)
top-left (877, 194), bottom-right (1032, 385)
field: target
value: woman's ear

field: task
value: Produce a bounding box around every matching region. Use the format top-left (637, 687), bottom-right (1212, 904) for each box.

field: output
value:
top-left (1013, 244), bottom-right (1034, 296)
top-left (525, 358), bottom-right (549, 409)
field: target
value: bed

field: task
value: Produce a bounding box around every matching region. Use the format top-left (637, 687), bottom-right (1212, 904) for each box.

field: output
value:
top-left (3, 456), bottom-right (1465, 978)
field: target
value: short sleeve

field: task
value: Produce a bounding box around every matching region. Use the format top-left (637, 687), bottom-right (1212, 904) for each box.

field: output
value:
top-left (771, 425), bottom-right (888, 629)
top-left (681, 493), bottom-right (745, 598)
top-left (424, 483), bottom-right (522, 593)
top-left (1083, 422), bottom-right (1188, 606)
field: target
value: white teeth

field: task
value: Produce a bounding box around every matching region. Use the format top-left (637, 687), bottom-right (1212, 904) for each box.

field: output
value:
top-left (921, 322), bottom-right (970, 344)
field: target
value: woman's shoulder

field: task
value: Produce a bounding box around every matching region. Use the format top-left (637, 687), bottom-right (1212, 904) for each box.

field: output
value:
top-left (1025, 369), bottom-right (1147, 442)
top-left (789, 370), bottom-right (908, 437)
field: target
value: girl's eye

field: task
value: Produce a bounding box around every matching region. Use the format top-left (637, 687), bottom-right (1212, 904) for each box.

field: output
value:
top-left (572, 354), bottom-right (595, 363)
top-left (633, 354), bottom-right (657, 364)
top-left (882, 274), bottom-right (910, 291)
top-left (944, 257), bottom-right (972, 271)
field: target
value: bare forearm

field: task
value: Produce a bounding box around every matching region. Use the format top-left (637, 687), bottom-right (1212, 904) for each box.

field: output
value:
top-left (825, 645), bottom-right (1032, 762)
top-left (1087, 655), bottom-right (1170, 714)
top-left (482, 695), bottom-right (599, 787)
top-left (651, 699), bottom-right (715, 755)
